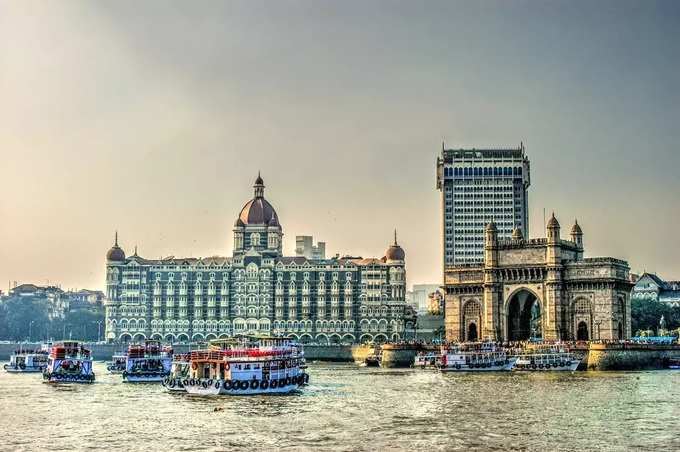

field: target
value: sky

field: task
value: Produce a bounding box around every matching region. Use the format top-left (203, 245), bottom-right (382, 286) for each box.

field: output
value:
top-left (1, 0), bottom-right (679, 292)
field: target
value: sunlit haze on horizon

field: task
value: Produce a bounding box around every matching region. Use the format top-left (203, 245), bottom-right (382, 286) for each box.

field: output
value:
top-left (1, 0), bottom-right (679, 291)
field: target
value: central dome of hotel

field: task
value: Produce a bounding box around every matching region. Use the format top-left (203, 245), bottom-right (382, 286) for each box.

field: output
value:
top-left (236, 173), bottom-right (280, 226)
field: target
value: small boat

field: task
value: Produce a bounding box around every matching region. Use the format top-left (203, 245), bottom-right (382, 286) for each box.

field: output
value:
top-left (438, 342), bottom-right (516, 372)
top-left (4, 346), bottom-right (49, 373)
top-left (668, 359), bottom-right (680, 370)
top-left (43, 341), bottom-right (95, 383)
top-left (512, 345), bottom-right (581, 371)
top-left (364, 353), bottom-right (381, 367)
top-left (183, 336), bottom-right (309, 396)
top-left (162, 353), bottom-right (191, 392)
top-left (122, 340), bottom-right (172, 383)
top-left (106, 353), bottom-right (127, 374)
top-left (413, 351), bottom-right (440, 369)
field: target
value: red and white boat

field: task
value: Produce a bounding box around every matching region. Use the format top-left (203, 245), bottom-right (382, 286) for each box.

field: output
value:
top-left (183, 336), bottom-right (309, 396)
top-left (162, 353), bottom-right (191, 392)
top-left (43, 341), bottom-right (95, 383)
top-left (122, 340), bottom-right (172, 383)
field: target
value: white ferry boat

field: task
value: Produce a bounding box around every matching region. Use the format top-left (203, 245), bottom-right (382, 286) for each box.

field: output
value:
top-left (413, 351), bottom-right (441, 369)
top-left (122, 340), bottom-right (172, 383)
top-left (184, 336), bottom-right (309, 396)
top-left (438, 342), bottom-right (516, 372)
top-left (513, 345), bottom-right (581, 372)
top-left (4, 346), bottom-right (49, 373)
top-left (43, 341), bottom-right (95, 383)
top-left (106, 353), bottom-right (127, 374)
top-left (162, 353), bottom-right (191, 392)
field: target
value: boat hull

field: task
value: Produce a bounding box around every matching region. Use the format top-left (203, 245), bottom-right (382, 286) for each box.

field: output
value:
top-left (43, 374), bottom-right (95, 384)
top-left (513, 360), bottom-right (580, 372)
top-left (184, 375), bottom-right (309, 396)
top-left (440, 358), bottom-right (517, 372)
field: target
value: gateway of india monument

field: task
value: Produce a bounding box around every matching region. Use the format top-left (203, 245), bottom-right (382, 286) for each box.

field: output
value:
top-left (437, 145), bottom-right (633, 343)
top-left (444, 215), bottom-right (633, 343)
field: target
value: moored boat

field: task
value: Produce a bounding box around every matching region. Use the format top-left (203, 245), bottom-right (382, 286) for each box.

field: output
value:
top-left (183, 336), bottom-right (309, 396)
top-left (438, 342), bottom-right (516, 372)
top-left (413, 351), bottom-right (440, 369)
top-left (4, 346), bottom-right (49, 373)
top-left (162, 353), bottom-right (191, 392)
top-left (106, 353), bottom-right (127, 374)
top-left (512, 345), bottom-right (580, 371)
top-left (668, 358), bottom-right (680, 370)
top-left (43, 341), bottom-right (95, 383)
top-left (122, 340), bottom-right (172, 383)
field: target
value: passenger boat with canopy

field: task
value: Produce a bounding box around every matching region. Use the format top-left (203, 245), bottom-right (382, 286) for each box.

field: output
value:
top-left (122, 340), bottom-right (172, 383)
top-left (183, 336), bottom-right (309, 396)
top-left (511, 344), bottom-right (581, 371)
top-left (4, 344), bottom-right (49, 373)
top-left (438, 342), bottom-right (516, 372)
top-left (43, 341), bottom-right (95, 383)
top-left (106, 353), bottom-right (127, 374)
top-left (413, 351), bottom-right (441, 369)
top-left (162, 353), bottom-right (191, 392)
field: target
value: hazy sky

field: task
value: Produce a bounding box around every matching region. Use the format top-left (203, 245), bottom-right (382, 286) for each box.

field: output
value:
top-left (1, 0), bottom-right (679, 291)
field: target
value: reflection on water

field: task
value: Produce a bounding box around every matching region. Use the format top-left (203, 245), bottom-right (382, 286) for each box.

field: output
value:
top-left (0, 362), bottom-right (679, 451)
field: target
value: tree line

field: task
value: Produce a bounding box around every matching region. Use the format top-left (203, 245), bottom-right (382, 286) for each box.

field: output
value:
top-left (631, 298), bottom-right (680, 335)
top-left (0, 296), bottom-right (105, 342)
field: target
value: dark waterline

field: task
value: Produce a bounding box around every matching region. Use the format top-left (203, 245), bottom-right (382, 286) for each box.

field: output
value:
top-left (0, 362), bottom-right (678, 451)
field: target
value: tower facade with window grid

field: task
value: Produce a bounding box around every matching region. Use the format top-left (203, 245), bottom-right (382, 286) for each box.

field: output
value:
top-left (436, 144), bottom-right (530, 268)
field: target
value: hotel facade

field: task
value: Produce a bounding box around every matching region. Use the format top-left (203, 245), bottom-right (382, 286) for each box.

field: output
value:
top-left (104, 175), bottom-right (412, 344)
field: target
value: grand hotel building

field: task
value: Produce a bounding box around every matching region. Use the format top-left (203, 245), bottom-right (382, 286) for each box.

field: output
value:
top-left (104, 175), bottom-right (411, 344)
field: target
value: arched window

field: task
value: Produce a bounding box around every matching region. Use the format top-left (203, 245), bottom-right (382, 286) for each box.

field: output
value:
top-left (251, 233), bottom-right (260, 247)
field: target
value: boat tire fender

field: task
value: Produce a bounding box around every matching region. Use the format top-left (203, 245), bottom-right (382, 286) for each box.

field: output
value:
top-left (224, 380), bottom-right (233, 390)
top-left (270, 379), bottom-right (277, 389)
top-left (207, 379), bottom-right (213, 387)
top-left (214, 381), bottom-right (221, 390)
top-left (260, 380), bottom-right (269, 390)
top-left (250, 380), bottom-right (259, 390)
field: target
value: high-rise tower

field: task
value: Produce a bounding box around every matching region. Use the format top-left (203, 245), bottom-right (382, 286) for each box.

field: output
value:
top-left (436, 144), bottom-right (530, 267)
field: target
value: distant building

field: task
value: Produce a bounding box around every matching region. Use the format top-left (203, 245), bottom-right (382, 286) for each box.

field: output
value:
top-left (67, 289), bottom-right (106, 311)
top-left (436, 144), bottom-right (531, 267)
top-left (5, 284), bottom-right (106, 318)
top-left (295, 236), bottom-right (326, 260)
top-left (8, 283), bottom-right (69, 319)
top-left (631, 273), bottom-right (680, 307)
top-left (406, 284), bottom-right (440, 314)
top-left (105, 175), bottom-right (410, 344)
top-left (444, 215), bottom-right (633, 342)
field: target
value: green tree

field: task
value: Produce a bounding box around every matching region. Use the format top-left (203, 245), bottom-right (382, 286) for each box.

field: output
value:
top-left (631, 298), bottom-right (680, 334)
top-left (0, 296), bottom-right (50, 341)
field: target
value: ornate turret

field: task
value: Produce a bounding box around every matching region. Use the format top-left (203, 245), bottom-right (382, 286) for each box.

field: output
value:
top-left (547, 212), bottom-right (560, 243)
top-left (106, 232), bottom-right (126, 262)
top-left (511, 227), bottom-right (524, 241)
top-left (233, 173), bottom-right (283, 257)
top-left (385, 230), bottom-right (406, 262)
top-left (571, 219), bottom-right (583, 260)
top-left (484, 220), bottom-right (498, 268)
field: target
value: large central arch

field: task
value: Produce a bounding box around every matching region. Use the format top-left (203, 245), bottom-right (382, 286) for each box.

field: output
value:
top-left (506, 289), bottom-right (542, 341)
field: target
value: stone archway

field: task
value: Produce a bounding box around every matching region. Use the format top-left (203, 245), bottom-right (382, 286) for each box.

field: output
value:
top-left (467, 323), bottom-right (478, 341)
top-left (506, 289), bottom-right (542, 341)
top-left (577, 321), bottom-right (589, 341)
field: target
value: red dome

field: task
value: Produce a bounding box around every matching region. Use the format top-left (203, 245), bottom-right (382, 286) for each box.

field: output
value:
top-left (238, 197), bottom-right (279, 226)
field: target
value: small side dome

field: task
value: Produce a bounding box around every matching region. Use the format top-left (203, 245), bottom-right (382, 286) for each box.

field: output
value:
top-left (106, 232), bottom-right (125, 262)
top-left (385, 230), bottom-right (405, 261)
top-left (571, 219), bottom-right (583, 235)
top-left (547, 212), bottom-right (560, 229)
top-left (512, 227), bottom-right (524, 240)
